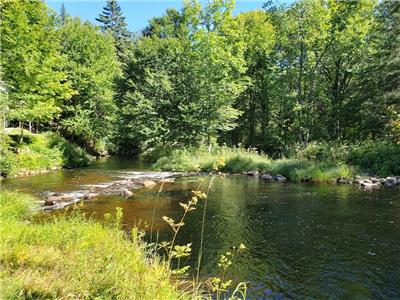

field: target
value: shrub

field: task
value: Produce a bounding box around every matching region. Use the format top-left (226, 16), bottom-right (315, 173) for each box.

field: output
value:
top-left (347, 140), bottom-right (400, 176)
top-left (0, 132), bottom-right (91, 177)
top-left (295, 141), bottom-right (351, 163)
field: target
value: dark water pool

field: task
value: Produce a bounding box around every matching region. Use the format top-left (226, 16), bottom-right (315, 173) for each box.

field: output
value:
top-left (2, 157), bottom-right (400, 299)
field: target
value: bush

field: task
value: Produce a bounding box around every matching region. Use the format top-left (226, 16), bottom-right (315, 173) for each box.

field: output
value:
top-left (0, 132), bottom-right (91, 177)
top-left (294, 141), bottom-right (351, 163)
top-left (347, 140), bottom-right (400, 176)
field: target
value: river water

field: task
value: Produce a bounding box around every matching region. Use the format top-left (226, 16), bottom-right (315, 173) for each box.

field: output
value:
top-left (2, 157), bottom-right (400, 299)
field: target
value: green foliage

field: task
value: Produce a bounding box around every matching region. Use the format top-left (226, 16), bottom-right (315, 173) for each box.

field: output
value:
top-left (151, 145), bottom-right (357, 182)
top-left (0, 0), bottom-right (73, 125)
top-left (0, 192), bottom-right (189, 300)
top-left (59, 18), bottom-right (120, 152)
top-left (0, 133), bottom-right (90, 177)
top-left (116, 0), bottom-right (247, 151)
top-left (96, 0), bottom-right (131, 60)
top-left (348, 140), bottom-right (400, 176)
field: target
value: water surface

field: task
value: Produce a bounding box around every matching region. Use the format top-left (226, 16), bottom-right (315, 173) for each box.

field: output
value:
top-left (2, 157), bottom-right (400, 299)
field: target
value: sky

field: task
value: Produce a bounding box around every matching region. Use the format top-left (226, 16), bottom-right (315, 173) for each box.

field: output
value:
top-left (46, 1), bottom-right (278, 32)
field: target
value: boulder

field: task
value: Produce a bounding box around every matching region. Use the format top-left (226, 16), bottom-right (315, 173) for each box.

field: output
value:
top-left (142, 180), bottom-right (157, 188)
top-left (61, 194), bottom-right (75, 201)
top-left (120, 189), bottom-right (133, 197)
top-left (46, 196), bottom-right (63, 202)
top-left (44, 196), bottom-right (62, 206)
top-left (261, 173), bottom-right (273, 181)
top-left (384, 177), bottom-right (397, 188)
top-left (360, 181), bottom-right (381, 189)
top-left (369, 177), bottom-right (381, 183)
top-left (84, 193), bottom-right (99, 200)
top-left (337, 178), bottom-right (352, 184)
top-left (247, 170), bottom-right (259, 176)
top-left (44, 200), bottom-right (56, 206)
top-left (273, 174), bottom-right (287, 182)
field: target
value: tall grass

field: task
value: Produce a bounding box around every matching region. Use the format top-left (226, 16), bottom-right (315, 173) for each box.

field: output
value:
top-left (150, 145), bottom-right (355, 182)
top-left (151, 145), bottom-right (270, 173)
top-left (0, 191), bottom-right (194, 299)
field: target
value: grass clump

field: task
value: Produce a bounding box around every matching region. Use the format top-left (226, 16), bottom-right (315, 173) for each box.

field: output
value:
top-left (0, 132), bottom-right (91, 177)
top-left (150, 145), bottom-right (356, 182)
top-left (151, 145), bottom-right (270, 173)
top-left (0, 191), bottom-right (191, 300)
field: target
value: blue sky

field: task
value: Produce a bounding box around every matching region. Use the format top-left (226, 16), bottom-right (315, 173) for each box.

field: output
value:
top-left (46, 1), bottom-right (277, 32)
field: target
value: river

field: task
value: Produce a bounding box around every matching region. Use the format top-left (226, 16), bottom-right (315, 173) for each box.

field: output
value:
top-left (2, 157), bottom-right (400, 299)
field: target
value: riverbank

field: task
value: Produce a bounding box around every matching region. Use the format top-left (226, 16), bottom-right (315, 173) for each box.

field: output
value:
top-left (0, 191), bottom-right (194, 299)
top-left (0, 132), bottom-right (91, 178)
top-left (150, 142), bottom-right (400, 185)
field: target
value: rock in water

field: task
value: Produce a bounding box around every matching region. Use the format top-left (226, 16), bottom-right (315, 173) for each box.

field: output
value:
top-left (44, 195), bottom-right (63, 206)
top-left (360, 181), bottom-right (381, 189)
top-left (84, 193), bottom-right (99, 200)
top-left (261, 173), bottom-right (273, 181)
top-left (120, 189), bottom-right (133, 197)
top-left (384, 177), bottom-right (397, 188)
top-left (273, 174), bottom-right (287, 182)
top-left (247, 170), bottom-right (259, 176)
top-left (142, 180), bottom-right (157, 188)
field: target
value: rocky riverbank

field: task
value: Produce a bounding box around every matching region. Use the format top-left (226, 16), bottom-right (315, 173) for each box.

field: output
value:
top-left (243, 170), bottom-right (400, 189)
top-left (40, 169), bottom-right (399, 210)
top-left (40, 171), bottom-right (192, 210)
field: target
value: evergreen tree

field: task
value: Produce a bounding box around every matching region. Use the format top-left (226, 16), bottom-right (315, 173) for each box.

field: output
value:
top-left (96, 0), bottom-right (130, 60)
top-left (60, 2), bottom-right (67, 25)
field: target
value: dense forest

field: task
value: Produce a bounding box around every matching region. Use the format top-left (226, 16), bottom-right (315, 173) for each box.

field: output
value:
top-left (0, 0), bottom-right (399, 165)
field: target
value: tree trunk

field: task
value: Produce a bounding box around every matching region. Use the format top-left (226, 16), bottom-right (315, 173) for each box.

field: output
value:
top-left (19, 121), bottom-right (23, 143)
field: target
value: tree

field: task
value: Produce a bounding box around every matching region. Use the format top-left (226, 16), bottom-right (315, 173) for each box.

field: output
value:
top-left (319, 0), bottom-right (377, 140)
top-left (96, 0), bottom-right (130, 61)
top-left (0, 0), bottom-right (73, 137)
top-left (115, 0), bottom-right (247, 151)
top-left (60, 2), bottom-right (68, 25)
top-left (142, 8), bottom-right (185, 38)
top-left (228, 11), bottom-right (275, 148)
top-left (363, 0), bottom-right (400, 142)
top-left (59, 18), bottom-right (120, 151)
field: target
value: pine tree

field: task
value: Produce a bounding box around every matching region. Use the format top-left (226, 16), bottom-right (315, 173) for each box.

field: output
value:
top-left (96, 0), bottom-right (130, 61)
top-left (60, 2), bottom-right (67, 25)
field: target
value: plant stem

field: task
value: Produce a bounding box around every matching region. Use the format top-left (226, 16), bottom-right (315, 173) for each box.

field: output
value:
top-left (196, 175), bottom-right (215, 283)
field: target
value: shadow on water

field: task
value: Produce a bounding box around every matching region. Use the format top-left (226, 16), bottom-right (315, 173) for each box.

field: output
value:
top-left (2, 158), bottom-right (400, 299)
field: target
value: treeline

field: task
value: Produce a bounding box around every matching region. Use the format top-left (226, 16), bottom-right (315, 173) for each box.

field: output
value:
top-left (0, 0), bottom-right (399, 156)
